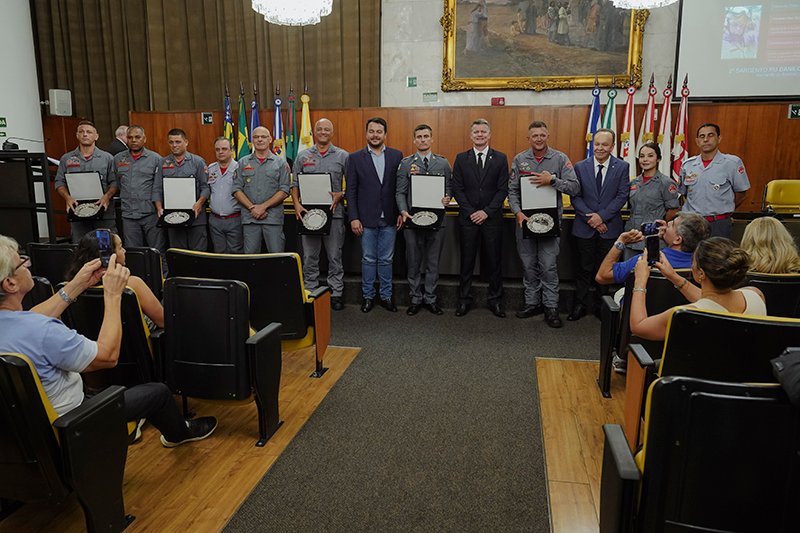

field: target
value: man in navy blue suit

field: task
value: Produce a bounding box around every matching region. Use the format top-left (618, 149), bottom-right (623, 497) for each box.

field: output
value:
top-left (345, 117), bottom-right (404, 313)
top-left (569, 128), bottom-right (630, 320)
top-left (451, 118), bottom-right (510, 318)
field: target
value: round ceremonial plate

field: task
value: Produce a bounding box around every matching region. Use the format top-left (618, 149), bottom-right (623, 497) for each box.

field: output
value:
top-left (526, 213), bottom-right (555, 234)
top-left (411, 211), bottom-right (437, 227)
top-left (73, 203), bottom-right (101, 218)
top-left (164, 211), bottom-right (191, 225)
top-left (303, 209), bottom-right (328, 231)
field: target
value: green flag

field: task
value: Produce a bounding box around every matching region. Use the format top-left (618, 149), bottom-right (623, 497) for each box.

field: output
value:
top-left (286, 90), bottom-right (298, 163)
top-left (237, 91), bottom-right (251, 159)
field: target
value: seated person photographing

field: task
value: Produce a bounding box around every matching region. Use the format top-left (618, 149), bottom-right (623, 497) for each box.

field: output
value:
top-left (66, 229), bottom-right (164, 329)
top-left (595, 212), bottom-right (710, 286)
top-left (629, 237), bottom-right (766, 341)
top-left (0, 235), bottom-right (216, 447)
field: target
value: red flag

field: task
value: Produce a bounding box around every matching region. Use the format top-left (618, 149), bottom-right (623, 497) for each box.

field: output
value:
top-left (672, 75), bottom-right (690, 182)
top-left (620, 82), bottom-right (637, 179)
top-left (657, 76), bottom-right (673, 178)
top-left (637, 73), bottom-right (657, 152)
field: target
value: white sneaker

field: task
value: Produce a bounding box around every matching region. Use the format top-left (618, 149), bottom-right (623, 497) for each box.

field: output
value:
top-left (612, 354), bottom-right (627, 374)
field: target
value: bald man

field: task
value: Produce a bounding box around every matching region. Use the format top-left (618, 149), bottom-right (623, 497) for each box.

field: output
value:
top-left (291, 119), bottom-right (349, 310)
top-left (232, 126), bottom-right (291, 253)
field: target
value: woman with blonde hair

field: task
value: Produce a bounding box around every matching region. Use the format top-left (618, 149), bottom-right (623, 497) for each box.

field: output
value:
top-left (740, 216), bottom-right (800, 274)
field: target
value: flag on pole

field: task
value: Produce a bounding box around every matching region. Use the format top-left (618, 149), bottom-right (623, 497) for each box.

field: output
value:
top-left (600, 82), bottom-right (619, 157)
top-left (286, 89), bottom-right (299, 164)
top-left (619, 81), bottom-right (637, 179)
top-left (672, 75), bottom-right (690, 182)
top-left (585, 78), bottom-right (602, 159)
top-left (657, 76), bottom-right (673, 177)
top-left (223, 86), bottom-right (235, 153)
top-left (236, 85), bottom-right (251, 160)
top-left (299, 89), bottom-right (313, 153)
top-left (636, 73), bottom-right (657, 152)
top-left (272, 88), bottom-right (286, 162)
top-left (249, 83), bottom-right (260, 144)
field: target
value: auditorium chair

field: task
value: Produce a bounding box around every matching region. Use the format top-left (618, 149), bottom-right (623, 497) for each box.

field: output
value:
top-left (623, 307), bottom-right (800, 450)
top-left (597, 269), bottom-right (691, 398)
top-left (27, 242), bottom-right (76, 285)
top-left (600, 376), bottom-right (800, 533)
top-left (60, 285), bottom-right (157, 391)
top-left (762, 179), bottom-right (800, 213)
top-left (166, 249), bottom-right (331, 378)
top-left (744, 271), bottom-right (800, 318)
top-left (124, 246), bottom-right (164, 301)
top-left (0, 353), bottom-right (133, 533)
top-left (21, 276), bottom-right (53, 310)
top-left (157, 277), bottom-right (283, 446)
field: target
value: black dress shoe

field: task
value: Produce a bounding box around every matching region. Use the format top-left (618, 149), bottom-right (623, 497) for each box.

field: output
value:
top-left (379, 299), bottom-right (398, 312)
top-left (425, 302), bottom-right (444, 315)
top-left (567, 304), bottom-right (587, 321)
top-left (406, 303), bottom-right (422, 316)
top-left (331, 297), bottom-right (344, 311)
top-left (515, 304), bottom-right (544, 319)
top-left (361, 298), bottom-right (374, 313)
top-left (545, 307), bottom-right (563, 328)
top-left (488, 303), bottom-right (506, 318)
top-left (455, 303), bottom-right (470, 317)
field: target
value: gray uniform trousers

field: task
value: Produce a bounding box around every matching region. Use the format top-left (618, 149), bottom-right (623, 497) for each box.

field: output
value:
top-left (70, 218), bottom-right (117, 243)
top-left (209, 216), bottom-right (243, 253)
top-left (404, 228), bottom-right (445, 305)
top-left (243, 224), bottom-right (285, 253)
top-left (122, 214), bottom-right (168, 273)
top-left (516, 226), bottom-right (560, 308)
top-left (167, 225), bottom-right (208, 251)
top-left (300, 218), bottom-right (345, 297)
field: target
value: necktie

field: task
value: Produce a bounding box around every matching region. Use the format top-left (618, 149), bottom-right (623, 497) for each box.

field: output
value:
top-left (596, 164), bottom-right (604, 195)
top-left (477, 152), bottom-right (484, 171)
top-left (423, 156), bottom-right (429, 173)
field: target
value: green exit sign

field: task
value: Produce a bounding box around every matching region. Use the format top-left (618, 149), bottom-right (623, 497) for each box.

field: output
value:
top-left (0, 117), bottom-right (7, 128)
top-left (201, 112), bottom-right (213, 125)
top-left (789, 104), bottom-right (800, 120)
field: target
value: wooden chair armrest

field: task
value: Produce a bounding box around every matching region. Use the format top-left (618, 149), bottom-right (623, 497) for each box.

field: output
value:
top-left (599, 424), bottom-right (640, 533)
top-left (598, 296), bottom-right (622, 397)
top-left (307, 286), bottom-right (330, 302)
top-left (601, 295), bottom-right (620, 314)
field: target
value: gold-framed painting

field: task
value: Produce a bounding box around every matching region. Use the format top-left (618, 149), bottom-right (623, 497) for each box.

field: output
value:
top-left (441, 0), bottom-right (649, 91)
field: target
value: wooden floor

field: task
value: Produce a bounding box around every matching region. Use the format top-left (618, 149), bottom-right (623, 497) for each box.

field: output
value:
top-left (0, 345), bottom-right (360, 533)
top-left (536, 358), bottom-right (626, 533)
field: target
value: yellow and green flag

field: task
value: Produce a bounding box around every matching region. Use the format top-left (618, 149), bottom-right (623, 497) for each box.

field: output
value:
top-left (223, 86), bottom-right (235, 152)
top-left (237, 88), bottom-right (251, 159)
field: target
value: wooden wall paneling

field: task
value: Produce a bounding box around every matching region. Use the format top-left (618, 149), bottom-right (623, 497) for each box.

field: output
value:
top-left (42, 116), bottom-right (83, 239)
top-left (435, 108), bottom-right (470, 163)
top-left (741, 105), bottom-right (781, 210)
top-left (774, 107), bottom-right (800, 182)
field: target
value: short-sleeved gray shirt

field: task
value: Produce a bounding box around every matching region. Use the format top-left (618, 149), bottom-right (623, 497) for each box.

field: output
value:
top-left (232, 153), bottom-right (291, 225)
top-left (55, 147), bottom-right (116, 220)
top-left (113, 148), bottom-right (162, 220)
top-left (291, 144), bottom-right (348, 218)
top-left (679, 151), bottom-right (750, 216)
top-left (155, 151), bottom-right (210, 226)
top-left (395, 152), bottom-right (453, 215)
top-left (508, 147), bottom-right (580, 216)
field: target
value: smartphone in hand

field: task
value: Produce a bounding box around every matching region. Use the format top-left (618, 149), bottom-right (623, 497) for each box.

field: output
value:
top-left (645, 235), bottom-right (660, 266)
top-left (95, 229), bottom-right (112, 267)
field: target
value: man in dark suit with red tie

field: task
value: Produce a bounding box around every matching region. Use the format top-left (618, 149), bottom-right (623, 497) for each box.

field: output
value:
top-left (345, 117), bottom-right (404, 313)
top-left (569, 128), bottom-right (630, 320)
top-left (451, 118), bottom-right (510, 318)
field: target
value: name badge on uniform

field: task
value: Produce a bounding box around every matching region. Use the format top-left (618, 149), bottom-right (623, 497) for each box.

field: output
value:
top-left (683, 173), bottom-right (697, 186)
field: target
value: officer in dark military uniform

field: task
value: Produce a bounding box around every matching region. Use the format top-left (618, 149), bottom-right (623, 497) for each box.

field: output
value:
top-left (395, 124), bottom-right (452, 316)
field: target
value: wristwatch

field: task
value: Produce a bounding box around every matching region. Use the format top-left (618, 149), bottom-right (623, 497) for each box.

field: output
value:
top-left (58, 287), bottom-right (77, 304)
top-left (614, 241), bottom-right (626, 251)
top-left (550, 176), bottom-right (556, 186)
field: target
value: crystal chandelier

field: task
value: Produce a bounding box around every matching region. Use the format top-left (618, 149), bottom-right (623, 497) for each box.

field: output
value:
top-left (611, 0), bottom-right (678, 8)
top-left (252, 0), bottom-right (333, 26)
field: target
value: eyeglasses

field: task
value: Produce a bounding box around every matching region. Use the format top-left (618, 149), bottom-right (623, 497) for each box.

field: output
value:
top-left (15, 255), bottom-right (31, 271)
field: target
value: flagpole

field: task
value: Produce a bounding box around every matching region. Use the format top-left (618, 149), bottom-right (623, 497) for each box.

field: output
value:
top-left (620, 76), bottom-right (637, 180)
top-left (672, 74), bottom-right (690, 182)
top-left (657, 75), bottom-right (673, 177)
top-left (585, 77), bottom-right (601, 159)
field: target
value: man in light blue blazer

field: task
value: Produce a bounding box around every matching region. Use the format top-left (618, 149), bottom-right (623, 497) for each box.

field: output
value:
top-left (569, 128), bottom-right (630, 321)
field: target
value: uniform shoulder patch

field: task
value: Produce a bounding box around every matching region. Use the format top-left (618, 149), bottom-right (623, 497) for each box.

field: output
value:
top-left (668, 183), bottom-right (677, 193)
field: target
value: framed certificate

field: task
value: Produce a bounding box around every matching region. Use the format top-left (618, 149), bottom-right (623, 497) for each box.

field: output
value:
top-left (407, 174), bottom-right (446, 230)
top-left (520, 174), bottom-right (559, 239)
top-left (65, 172), bottom-right (105, 221)
top-left (158, 177), bottom-right (196, 227)
top-left (297, 173), bottom-right (333, 235)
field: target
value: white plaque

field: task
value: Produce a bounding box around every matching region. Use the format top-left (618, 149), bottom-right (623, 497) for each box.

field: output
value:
top-left (521, 178), bottom-right (558, 210)
top-left (163, 177), bottom-right (197, 209)
top-left (411, 174), bottom-right (446, 209)
top-left (298, 173), bottom-right (332, 205)
top-left (65, 172), bottom-right (104, 201)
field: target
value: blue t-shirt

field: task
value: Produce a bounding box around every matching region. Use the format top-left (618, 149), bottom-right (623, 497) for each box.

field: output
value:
top-left (611, 247), bottom-right (693, 284)
top-left (0, 311), bottom-right (97, 415)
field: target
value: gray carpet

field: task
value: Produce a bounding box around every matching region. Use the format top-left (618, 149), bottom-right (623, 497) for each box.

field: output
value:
top-left (225, 303), bottom-right (600, 532)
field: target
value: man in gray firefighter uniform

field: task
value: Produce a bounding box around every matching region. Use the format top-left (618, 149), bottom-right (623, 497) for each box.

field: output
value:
top-left (395, 124), bottom-right (453, 316)
top-left (232, 126), bottom-right (291, 253)
top-left (291, 118), bottom-right (349, 310)
top-left (153, 128), bottom-right (210, 251)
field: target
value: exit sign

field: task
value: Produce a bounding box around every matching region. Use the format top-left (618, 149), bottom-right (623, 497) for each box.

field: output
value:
top-left (201, 112), bottom-right (213, 125)
top-left (789, 104), bottom-right (800, 119)
top-left (0, 117), bottom-right (6, 128)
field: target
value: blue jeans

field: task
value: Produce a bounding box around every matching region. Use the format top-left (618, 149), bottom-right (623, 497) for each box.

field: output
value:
top-left (361, 219), bottom-right (396, 300)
